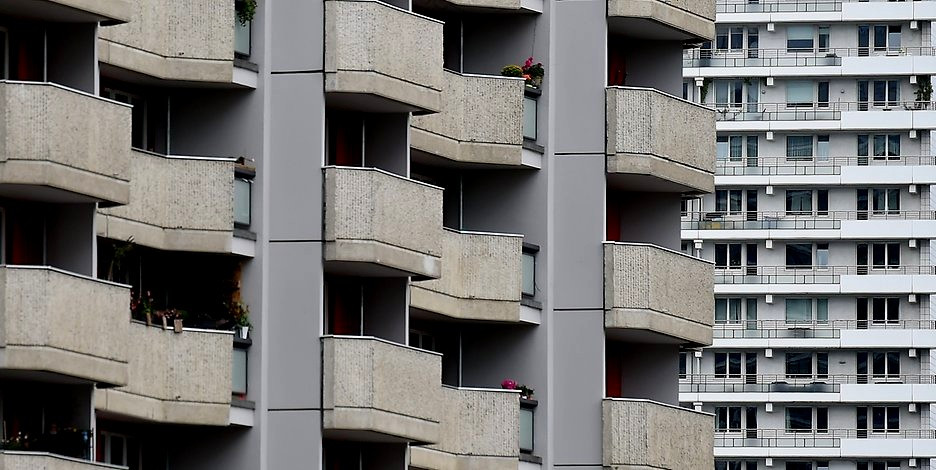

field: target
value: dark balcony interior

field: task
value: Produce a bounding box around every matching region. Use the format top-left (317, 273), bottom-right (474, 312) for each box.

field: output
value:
top-left (608, 34), bottom-right (683, 96)
top-left (0, 18), bottom-right (97, 93)
top-left (0, 380), bottom-right (94, 460)
top-left (606, 340), bottom-right (679, 404)
top-left (325, 110), bottom-right (409, 177)
top-left (324, 275), bottom-right (408, 344)
top-left (606, 189), bottom-right (682, 250)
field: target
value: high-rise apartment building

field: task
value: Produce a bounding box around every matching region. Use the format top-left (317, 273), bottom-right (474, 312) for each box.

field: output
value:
top-left (0, 0), bottom-right (716, 469)
top-left (682, 2), bottom-right (936, 470)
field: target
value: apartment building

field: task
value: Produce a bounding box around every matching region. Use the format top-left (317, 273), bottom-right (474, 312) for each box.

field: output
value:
top-left (681, 1), bottom-right (936, 469)
top-left (0, 0), bottom-right (715, 469)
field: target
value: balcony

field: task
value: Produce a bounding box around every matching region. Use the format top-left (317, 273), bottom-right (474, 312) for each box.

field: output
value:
top-left (0, 452), bottom-right (123, 470)
top-left (716, 155), bottom-right (936, 178)
top-left (682, 210), bottom-right (936, 240)
top-left (686, 46), bottom-right (936, 69)
top-left (322, 336), bottom-right (443, 443)
top-left (325, 0), bottom-right (443, 114)
top-left (0, 81), bottom-right (130, 205)
top-left (715, 266), bottom-right (936, 295)
top-left (713, 319), bottom-right (936, 349)
top-left (410, 229), bottom-right (522, 322)
top-left (604, 242), bottom-right (714, 345)
top-left (324, 167), bottom-right (443, 279)
top-left (95, 322), bottom-right (233, 426)
top-left (608, 0), bottom-right (714, 41)
top-left (98, 0), bottom-right (238, 84)
top-left (410, 387), bottom-right (520, 470)
top-left (606, 87), bottom-right (715, 194)
top-left (97, 150), bottom-right (245, 254)
top-left (681, 373), bottom-right (936, 393)
top-left (411, 72), bottom-right (525, 166)
top-left (603, 399), bottom-right (714, 469)
top-left (0, 1), bottom-right (131, 24)
top-left (715, 429), bottom-right (936, 458)
top-left (0, 266), bottom-right (129, 386)
top-left (713, 101), bottom-right (936, 131)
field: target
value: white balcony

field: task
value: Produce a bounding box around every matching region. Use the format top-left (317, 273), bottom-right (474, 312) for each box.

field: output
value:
top-left (682, 210), bottom-right (936, 241)
top-left (680, 373), bottom-right (936, 403)
top-left (713, 319), bottom-right (936, 349)
top-left (715, 155), bottom-right (936, 186)
top-left (714, 265), bottom-right (936, 295)
top-left (715, 429), bottom-right (936, 459)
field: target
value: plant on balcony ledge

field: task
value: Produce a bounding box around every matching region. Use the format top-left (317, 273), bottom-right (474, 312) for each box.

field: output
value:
top-left (131, 290), bottom-right (155, 325)
top-left (501, 57), bottom-right (545, 89)
top-left (501, 378), bottom-right (535, 400)
top-left (236, 0), bottom-right (257, 25)
top-left (228, 300), bottom-right (252, 340)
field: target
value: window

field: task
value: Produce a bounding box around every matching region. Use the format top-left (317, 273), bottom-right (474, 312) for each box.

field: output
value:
top-left (715, 243), bottom-right (742, 268)
top-left (859, 134), bottom-right (901, 159)
top-left (717, 136), bottom-right (744, 161)
top-left (522, 245), bottom-right (538, 297)
top-left (785, 298), bottom-right (830, 323)
top-left (715, 352), bottom-right (743, 378)
top-left (716, 298), bottom-right (742, 324)
top-left (716, 27), bottom-right (744, 50)
top-left (869, 297), bottom-right (900, 323)
top-left (785, 464), bottom-right (812, 470)
top-left (715, 80), bottom-right (744, 107)
top-left (871, 188), bottom-right (900, 213)
top-left (234, 174), bottom-right (253, 228)
top-left (870, 242), bottom-right (900, 268)
top-left (716, 406), bottom-right (743, 431)
top-left (786, 407), bottom-right (812, 431)
top-left (785, 190), bottom-right (812, 214)
top-left (816, 244), bottom-right (829, 266)
top-left (787, 80), bottom-right (814, 107)
top-left (679, 351), bottom-right (688, 378)
top-left (816, 408), bottom-right (829, 432)
top-left (870, 406), bottom-right (900, 432)
top-left (715, 462), bottom-right (757, 470)
top-left (786, 135), bottom-right (814, 159)
top-left (715, 190), bottom-right (744, 213)
top-left (787, 25), bottom-right (814, 51)
top-left (888, 25), bottom-right (901, 50)
top-left (409, 330), bottom-right (437, 352)
top-left (816, 135), bottom-right (829, 161)
top-left (786, 243), bottom-right (813, 267)
top-left (818, 26), bottom-right (830, 52)
top-left (817, 81), bottom-right (829, 107)
top-left (865, 80), bottom-right (900, 107)
top-left (786, 352), bottom-right (813, 376)
top-left (858, 463), bottom-right (902, 470)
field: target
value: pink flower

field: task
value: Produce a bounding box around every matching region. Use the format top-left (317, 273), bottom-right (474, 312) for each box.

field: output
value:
top-left (524, 57), bottom-right (534, 68)
top-left (501, 379), bottom-right (517, 390)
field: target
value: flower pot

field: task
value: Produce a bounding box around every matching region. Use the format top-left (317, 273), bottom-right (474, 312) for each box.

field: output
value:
top-left (238, 325), bottom-right (249, 340)
top-left (145, 311), bottom-right (153, 326)
top-left (173, 319), bottom-right (183, 333)
top-left (161, 315), bottom-right (168, 329)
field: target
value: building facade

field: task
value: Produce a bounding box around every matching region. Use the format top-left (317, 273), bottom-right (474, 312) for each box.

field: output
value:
top-left (681, 2), bottom-right (936, 469)
top-left (0, 0), bottom-right (715, 469)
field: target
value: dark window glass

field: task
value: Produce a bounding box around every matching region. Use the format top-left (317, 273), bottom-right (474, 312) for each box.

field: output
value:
top-left (786, 243), bottom-right (812, 267)
top-left (786, 190), bottom-right (813, 213)
top-left (786, 407), bottom-right (812, 430)
top-left (786, 352), bottom-right (812, 376)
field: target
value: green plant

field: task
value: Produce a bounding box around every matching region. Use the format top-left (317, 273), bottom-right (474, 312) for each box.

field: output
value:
top-left (501, 64), bottom-right (523, 78)
top-left (700, 78), bottom-right (712, 103)
top-left (518, 384), bottom-right (534, 399)
top-left (236, 0), bottom-right (257, 26)
top-left (916, 76), bottom-right (933, 103)
top-left (130, 290), bottom-right (154, 322)
top-left (106, 237), bottom-right (134, 282)
top-left (227, 301), bottom-right (251, 328)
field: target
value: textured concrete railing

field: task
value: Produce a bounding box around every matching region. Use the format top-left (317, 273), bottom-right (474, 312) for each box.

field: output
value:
top-left (411, 229), bottom-right (522, 322)
top-left (604, 242), bottom-right (714, 345)
top-left (606, 86), bottom-right (715, 193)
top-left (98, 0), bottom-right (235, 82)
top-left (411, 387), bottom-right (519, 470)
top-left (0, 266), bottom-right (129, 386)
top-left (0, 452), bottom-right (127, 470)
top-left (0, 81), bottom-right (130, 204)
top-left (324, 0), bottom-right (443, 113)
top-left (322, 336), bottom-right (443, 443)
top-left (324, 167), bottom-right (443, 279)
top-left (95, 322), bottom-right (232, 425)
top-left (603, 399), bottom-right (714, 470)
top-left (607, 0), bottom-right (715, 39)
top-left (411, 72), bottom-right (525, 165)
top-left (98, 150), bottom-right (235, 253)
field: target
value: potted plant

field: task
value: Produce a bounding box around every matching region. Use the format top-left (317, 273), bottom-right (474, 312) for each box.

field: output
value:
top-left (915, 76), bottom-right (932, 110)
top-left (501, 57), bottom-right (545, 89)
top-left (130, 290), bottom-right (155, 325)
top-left (158, 309), bottom-right (187, 333)
top-left (236, 0), bottom-right (257, 26)
top-left (228, 300), bottom-right (251, 339)
top-left (501, 378), bottom-right (535, 400)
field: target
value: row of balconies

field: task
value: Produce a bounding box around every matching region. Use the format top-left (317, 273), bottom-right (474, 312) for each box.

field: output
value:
top-left (0, 266), bottom-right (234, 425)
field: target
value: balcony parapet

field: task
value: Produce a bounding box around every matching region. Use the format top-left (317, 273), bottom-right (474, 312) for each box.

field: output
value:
top-left (603, 398), bottom-right (714, 469)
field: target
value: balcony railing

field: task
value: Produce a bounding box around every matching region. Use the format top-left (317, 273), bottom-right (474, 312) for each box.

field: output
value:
top-left (718, 0), bottom-right (934, 14)
top-left (716, 155), bottom-right (936, 176)
top-left (716, 265), bottom-right (936, 284)
top-left (685, 47), bottom-right (936, 67)
top-left (712, 101), bottom-right (936, 121)
top-left (716, 428), bottom-right (936, 448)
top-left (681, 373), bottom-right (936, 393)
top-left (683, 210), bottom-right (936, 230)
top-left (715, 319), bottom-right (936, 339)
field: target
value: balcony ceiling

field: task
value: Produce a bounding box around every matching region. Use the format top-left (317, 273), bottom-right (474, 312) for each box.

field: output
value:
top-left (0, 0), bottom-right (129, 25)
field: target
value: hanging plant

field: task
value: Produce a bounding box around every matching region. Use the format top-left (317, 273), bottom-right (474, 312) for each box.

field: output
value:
top-left (915, 76), bottom-right (933, 104)
top-left (236, 0), bottom-right (257, 26)
top-left (700, 78), bottom-right (713, 103)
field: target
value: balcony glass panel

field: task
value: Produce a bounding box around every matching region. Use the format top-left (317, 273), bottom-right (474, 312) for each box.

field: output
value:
top-left (522, 252), bottom-right (536, 296)
top-left (235, 19), bottom-right (251, 57)
top-left (232, 347), bottom-right (248, 395)
top-left (234, 177), bottom-right (252, 227)
top-left (523, 95), bottom-right (538, 140)
top-left (520, 405), bottom-right (534, 453)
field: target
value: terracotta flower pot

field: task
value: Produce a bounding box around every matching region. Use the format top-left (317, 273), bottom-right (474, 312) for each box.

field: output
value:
top-left (173, 319), bottom-right (183, 333)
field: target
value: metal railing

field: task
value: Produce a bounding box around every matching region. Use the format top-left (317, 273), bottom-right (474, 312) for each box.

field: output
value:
top-left (715, 265), bottom-right (936, 284)
top-left (716, 428), bottom-right (936, 447)
top-left (682, 210), bottom-right (936, 230)
top-left (714, 319), bottom-right (936, 337)
top-left (711, 101), bottom-right (936, 122)
top-left (681, 373), bottom-right (935, 392)
top-left (717, 0), bottom-right (932, 14)
top-left (716, 155), bottom-right (936, 175)
top-left (685, 47), bottom-right (936, 67)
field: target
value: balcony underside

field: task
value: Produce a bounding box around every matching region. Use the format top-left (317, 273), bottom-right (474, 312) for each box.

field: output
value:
top-left (98, 42), bottom-right (237, 86)
top-left (411, 131), bottom-right (524, 168)
top-left (410, 447), bottom-right (518, 470)
top-left (608, 0), bottom-right (715, 42)
top-left (605, 308), bottom-right (714, 346)
top-left (0, 0), bottom-right (131, 24)
top-left (324, 240), bottom-right (442, 280)
top-left (410, 286), bottom-right (520, 323)
top-left (97, 214), bottom-right (242, 254)
top-left (607, 153), bottom-right (715, 194)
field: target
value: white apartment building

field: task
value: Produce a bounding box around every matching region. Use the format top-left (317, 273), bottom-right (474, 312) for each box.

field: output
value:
top-left (682, 1), bottom-right (936, 469)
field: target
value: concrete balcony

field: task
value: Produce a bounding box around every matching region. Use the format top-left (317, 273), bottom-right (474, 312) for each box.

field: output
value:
top-left (410, 387), bottom-right (520, 470)
top-left (0, 81), bottom-right (130, 205)
top-left (97, 150), bottom-right (243, 255)
top-left (98, 0), bottom-right (238, 84)
top-left (607, 0), bottom-right (715, 41)
top-left (0, 452), bottom-right (125, 470)
top-left (411, 72), bottom-right (525, 166)
top-left (606, 87), bottom-right (715, 194)
top-left (95, 322), bottom-right (233, 426)
top-left (603, 398), bottom-right (714, 469)
top-left (0, 1), bottom-right (131, 24)
top-left (410, 229), bottom-right (522, 322)
top-left (0, 266), bottom-right (129, 386)
top-left (322, 336), bottom-right (443, 443)
top-left (324, 166), bottom-right (443, 279)
top-left (604, 242), bottom-right (714, 346)
top-left (325, 0), bottom-right (444, 114)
